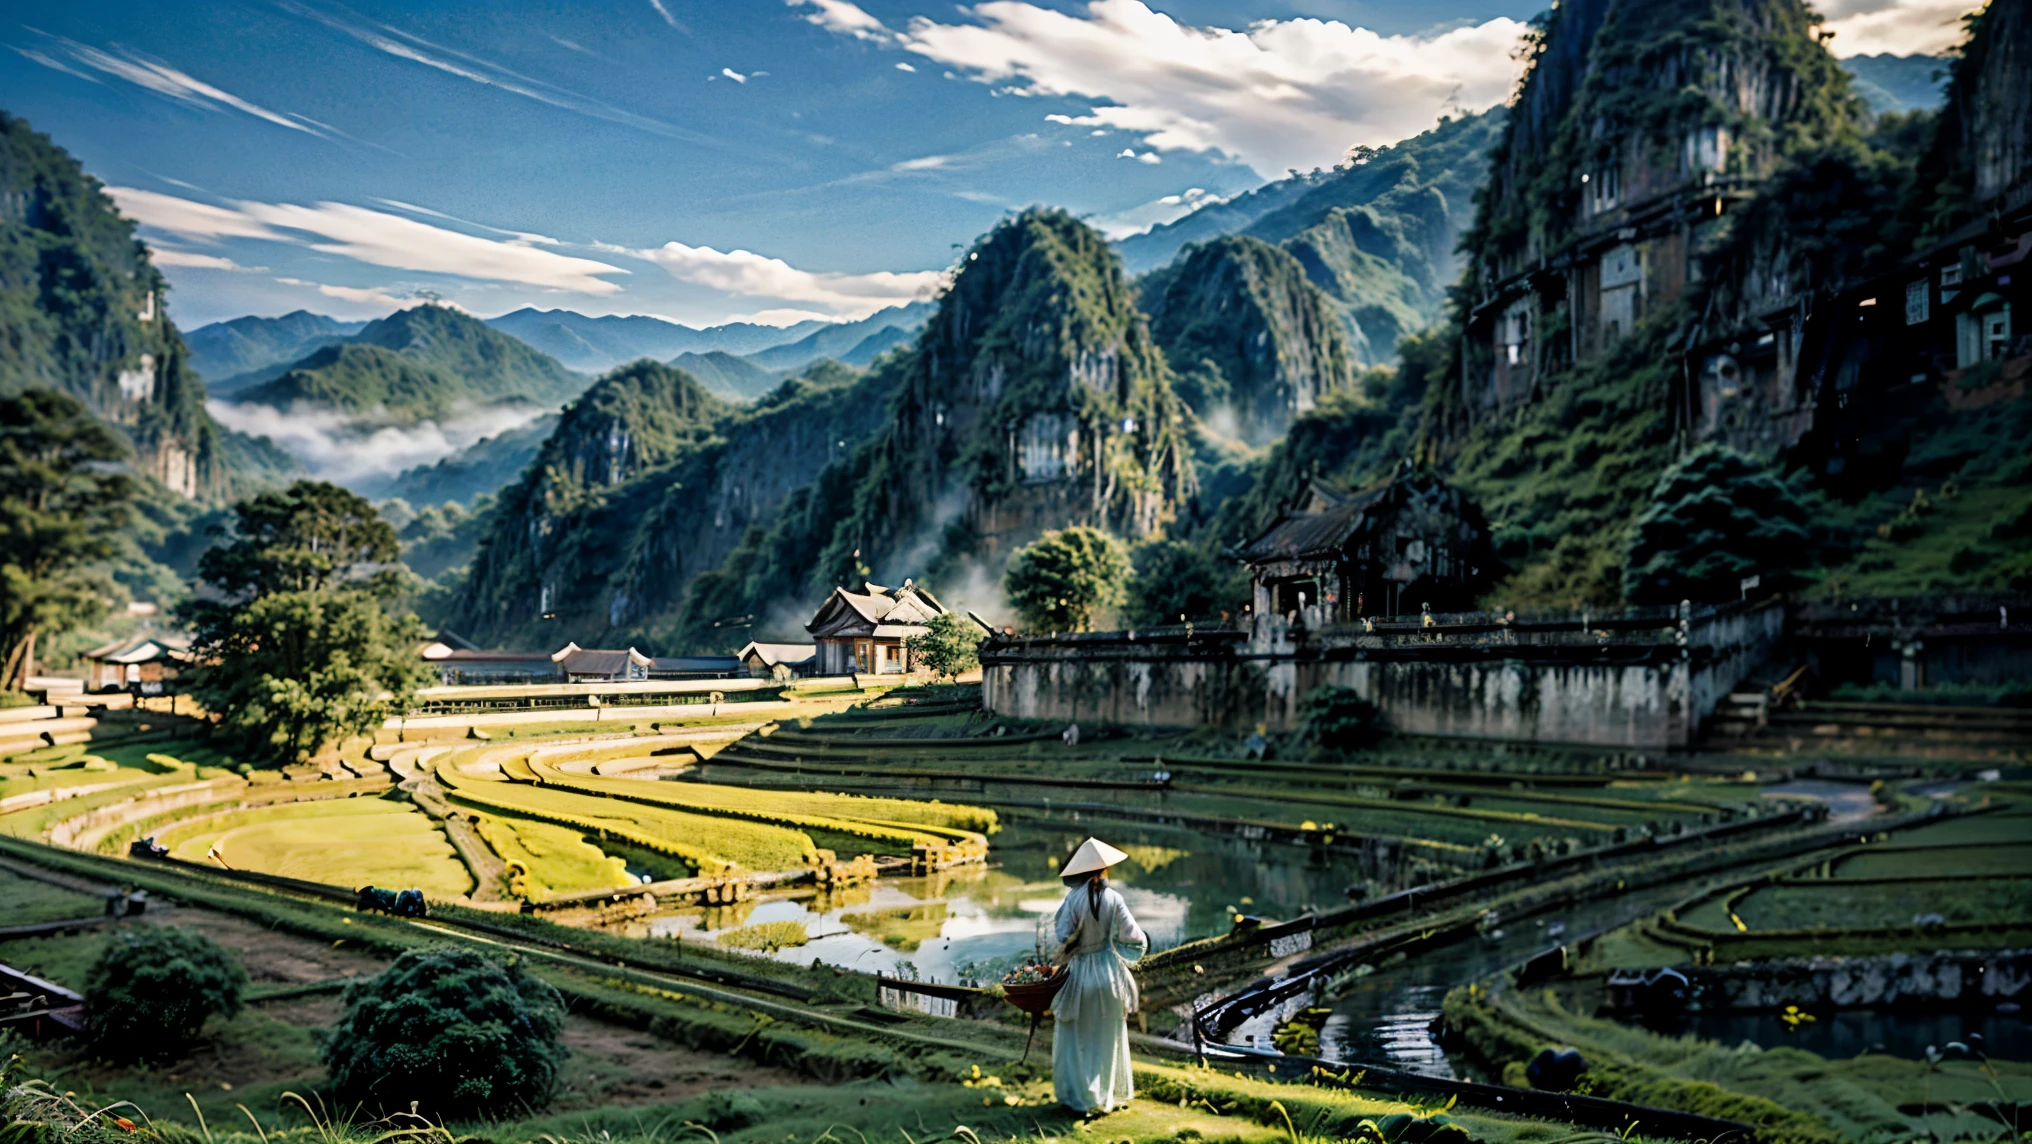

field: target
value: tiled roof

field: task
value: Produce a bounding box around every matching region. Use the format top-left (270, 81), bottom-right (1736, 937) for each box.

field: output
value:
top-left (738, 642), bottom-right (817, 666)
top-left (1234, 503), bottom-right (1370, 562)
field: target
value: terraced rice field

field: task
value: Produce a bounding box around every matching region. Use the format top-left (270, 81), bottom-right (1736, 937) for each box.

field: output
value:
top-left (470, 813), bottom-right (638, 899)
top-left (159, 798), bottom-right (470, 895)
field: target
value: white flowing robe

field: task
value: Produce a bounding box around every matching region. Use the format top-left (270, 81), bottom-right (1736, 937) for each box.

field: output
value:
top-left (1050, 883), bottom-right (1147, 1112)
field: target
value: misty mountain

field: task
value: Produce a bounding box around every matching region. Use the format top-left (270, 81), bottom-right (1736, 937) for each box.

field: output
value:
top-left (740, 301), bottom-right (934, 371)
top-left (1121, 109), bottom-right (1503, 364)
top-left (669, 351), bottom-right (781, 401)
top-left (482, 308), bottom-right (816, 373)
top-left (185, 311), bottom-right (367, 393)
top-left (365, 413), bottom-right (559, 508)
top-left (1840, 54), bottom-right (1948, 115)
top-left (232, 304), bottom-right (584, 424)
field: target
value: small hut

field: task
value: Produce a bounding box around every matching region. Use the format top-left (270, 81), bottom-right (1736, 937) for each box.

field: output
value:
top-left (805, 580), bottom-right (946, 676)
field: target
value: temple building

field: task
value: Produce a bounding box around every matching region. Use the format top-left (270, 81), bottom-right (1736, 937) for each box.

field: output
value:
top-left (806, 580), bottom-right (948, 675)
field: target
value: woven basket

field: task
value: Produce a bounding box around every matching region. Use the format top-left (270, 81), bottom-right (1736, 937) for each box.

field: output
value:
top-left (1001, 967), bottom-right (1066, 1016)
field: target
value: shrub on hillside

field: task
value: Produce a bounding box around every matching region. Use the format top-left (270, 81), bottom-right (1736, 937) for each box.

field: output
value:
top-left (903, 612), bottom-right (984, 680)
top-left (322, 947), bottom-right (565, 1118)
top-left (1300, 685), bottom-right (1382, 751)
top-left (84, 927), bottom-right (246, 1060)
top-left (1622, 444), bottom-right (1815, 605)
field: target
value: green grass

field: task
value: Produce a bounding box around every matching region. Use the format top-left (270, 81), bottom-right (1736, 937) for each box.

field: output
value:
top-left (160, 798), bottom-right (471, 895)
top-left (1832, 843), bottom-right (2032, 877)
top-left (1732, 876), bottom-right (2030, 930)
top-left (0, 865), bottom-right (105, 924)
top-left (471, 812), bottom-right (636, 900)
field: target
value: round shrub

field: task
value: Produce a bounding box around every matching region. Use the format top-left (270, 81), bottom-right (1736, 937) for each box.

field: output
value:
top-left (84, 926), bottom-right (247, 1059)
top-left (322, 947), bottom-right (565, 1118)
top-left (1301, 684), bottom-right (1383, 750)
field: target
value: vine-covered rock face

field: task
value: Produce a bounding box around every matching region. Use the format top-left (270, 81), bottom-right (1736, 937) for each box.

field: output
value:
top-left (0, 112), bottom-right (291, 498)
top-left (322, 947), bottom-right (566, 1118)
top-left (825, 207), bottom-right (1195, 578)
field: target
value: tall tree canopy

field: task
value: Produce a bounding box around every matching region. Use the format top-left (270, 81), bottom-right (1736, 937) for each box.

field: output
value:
top-left (0, 389), bottom-right (136, 690)
top-left (1622, 445), bottom-right (1815, 606)
top-left (1005, 526), bottom-right (1131, 633)
top-left (182, 480), bottom-right (425, 763)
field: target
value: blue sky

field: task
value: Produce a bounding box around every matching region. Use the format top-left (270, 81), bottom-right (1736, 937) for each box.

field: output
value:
top-left (4, 0), bottom-right (1968, 329)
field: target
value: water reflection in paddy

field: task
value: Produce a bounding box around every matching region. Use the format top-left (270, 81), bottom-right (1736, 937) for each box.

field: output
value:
top-left (615, 818), bottom-right (1373, 983)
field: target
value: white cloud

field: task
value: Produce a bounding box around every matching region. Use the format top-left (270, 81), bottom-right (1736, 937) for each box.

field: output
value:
top-left (723, 67), bottom-right (748, 82)
top-left (647, 0), bottom-right (690, 34)
top-left (1090, 185), bottom-right (1225, 238)
top-left (1817, 0), bottom-right (1979, 57)
top-left (13, 47), bottom-right (104, 84)
top-left (790, 0), bottom-right (892, 43)
top-left (27, 36), bottom-right (322, 136)
top-left (893, 154), bottom-right (951, 171)
top-left (895, 61), bottom-right (917, 72)
top-left (802, 0), bottom-right (1529, 178)
top-left (208, 398), bottom-right (548, 485)
top-left (626, 240), bottom-right (945, 319)
top-left (149, 249), bottom-right (264, 272)
top-left (110, 187), bottom-right (284, 241)
top-left (279, 0), bottom-right (704, 142)
top-left (113, 187), bottom-right (630, 295)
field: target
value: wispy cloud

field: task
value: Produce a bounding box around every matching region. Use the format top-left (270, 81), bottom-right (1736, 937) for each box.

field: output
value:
top-left (275, 277), bottom-right (414, 309)
top-left (21, 34), bottom-right (324, 137)
top-left (114, 186), bottom-right (630, 295)
top-left (278, 0), bottom-right (717, 145)
top-left (12, 47), bottom-right (103, 84)
top-left (790, 0), bottom-right (892, 42)
top-left (617, 239), bottom-right (945, 319)
top-left (208, 398), bottom-right (548, 485)
top-left (722, 67), bottom-right (747, 83)
top-left (795, 0), bottom-right (1528, 177)
top-left (150, 249), bottom-right (266, 271)
top-left (647, 0), bottom-right (691, 34)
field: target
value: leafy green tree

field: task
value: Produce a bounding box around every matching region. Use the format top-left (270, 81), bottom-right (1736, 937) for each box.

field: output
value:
top-left (183, 480), bottom-right (429, 763)
top-left (1622, 445), bottom-right (1815, 606)
top-left (904, 611), bottom-right (984, 680)
top-left (322, 947), bottom-right (566, 1118)
top-left (84, 927), bottom-right (246, 1060)
top-left (1123, 538), bottom-right (1249, 627)
top-left (196, 479), bottom-right (401, 599)
top-left (1004, 526), bottom-right (1131, 633)
top-left (0, 389), bottom-right (137, 690)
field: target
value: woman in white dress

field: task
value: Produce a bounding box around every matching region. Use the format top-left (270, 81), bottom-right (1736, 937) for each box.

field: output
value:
top-left (1051, 837), bottom-right (1148, 1114)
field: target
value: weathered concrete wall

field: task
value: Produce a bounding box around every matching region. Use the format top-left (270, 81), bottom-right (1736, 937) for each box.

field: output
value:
top-left (981, 601), bottom-right (1784, 750)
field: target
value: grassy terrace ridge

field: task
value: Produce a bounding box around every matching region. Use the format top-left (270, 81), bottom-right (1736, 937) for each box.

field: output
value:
top-left (0, 837), bottom-right (1702, 1144)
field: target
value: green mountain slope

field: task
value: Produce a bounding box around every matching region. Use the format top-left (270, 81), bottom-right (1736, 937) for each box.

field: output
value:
top-left (670, 350), bottom-right (781, 401)
top-left (0, 111), bottom-right (290, 499)
top-left (446, 359), bottom-right (892, 646)
top-left (1140, 235), bottom-right (1358, 446)
top-left (1123, 110), bottom-right (1502, 364)
top-left (185, 311), bottom-right (364, 392)
top-left (234, 304), bottom-right (584, 423)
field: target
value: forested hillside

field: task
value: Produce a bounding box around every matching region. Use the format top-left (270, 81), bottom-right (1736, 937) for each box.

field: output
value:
top-left (232, 304), bottom-right (583, 424)
top-left (185, 310), bottom-right (365, 392)
top-left (0, 112), bottom-right (291, 499)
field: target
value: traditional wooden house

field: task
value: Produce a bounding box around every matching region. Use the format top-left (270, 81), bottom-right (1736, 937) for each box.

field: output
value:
top-left (1234, 469), bottom-right (1494, 622)
top-left (806, 580), bottom-right (947, 675)
top-left (81, 635), bottom-right (191, 695)
top-left (737, 642), bottom-right (818, 680)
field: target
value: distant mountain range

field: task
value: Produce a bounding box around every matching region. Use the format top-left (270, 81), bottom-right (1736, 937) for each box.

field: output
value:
top-left (1841, 54), bottom-right (1948, 115)
top-left (482, 301), bottom-right (932, 375)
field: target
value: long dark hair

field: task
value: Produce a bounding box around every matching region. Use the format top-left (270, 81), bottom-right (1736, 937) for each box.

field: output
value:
top-left (1061, 871), bottom-right (1105, 919)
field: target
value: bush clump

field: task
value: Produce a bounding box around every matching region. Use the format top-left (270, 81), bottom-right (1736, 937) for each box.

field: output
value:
top-left (322, 947), bottom-right (565, 1118)
top-left (1301, 685), bottom-right (1383, 751)
top-left (84, 927), bottom-right (247, 1060)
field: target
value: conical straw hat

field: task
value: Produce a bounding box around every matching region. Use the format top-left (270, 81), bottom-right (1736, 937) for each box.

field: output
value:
top-left (1060, 837), bottom-right (1129, 878)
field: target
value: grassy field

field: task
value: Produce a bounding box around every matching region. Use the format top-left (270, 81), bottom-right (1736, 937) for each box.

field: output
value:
top-left (1732, 875), bottom-right (2031, 929)
top-left (471, 812), bottom-right (637, 900)
top-left (0, 865), bottom-right (104, 924)
top-left (160, 798), bottom-right (471, 895)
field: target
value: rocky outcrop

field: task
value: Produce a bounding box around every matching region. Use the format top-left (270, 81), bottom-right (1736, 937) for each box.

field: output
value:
top-left (0, 112), bottom-right (287, 498)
